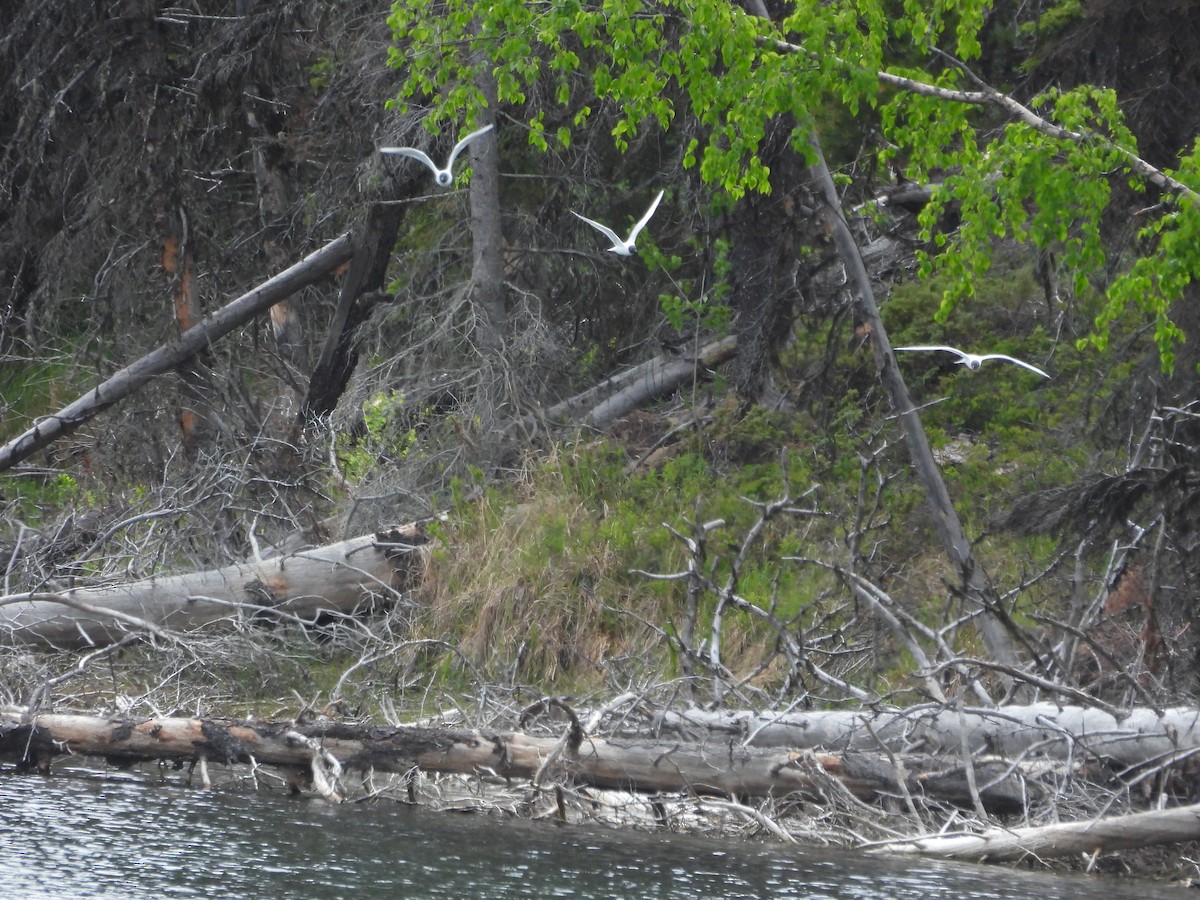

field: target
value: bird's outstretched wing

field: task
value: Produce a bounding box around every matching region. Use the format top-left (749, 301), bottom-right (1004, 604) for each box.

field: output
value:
top-left (571, 211), bottom-right (624, 249)
top-left (446, 124), bottom-right (495, 171)
top-left (894, 345), bottom-right (967, 361)
top-left (627, 190), bottom-right (665, 244)
top-left (981, 354), bottom-right (1051, 378)
top-left (378, 146), bottom-right (439, 177)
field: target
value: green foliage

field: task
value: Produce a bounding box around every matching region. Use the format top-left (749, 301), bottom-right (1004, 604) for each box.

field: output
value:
top-left (0, 361), bottom-right (75, 442)
top-left (660, 291), bottom-right (730, 335)
top-left (308, 52), bottom-right (337, 92)
top-left (893, 84), bottom-right (1135, 317)
top-left (0, 361), bottom-right (92, 523)
top-left (406, 429), bottom-right (848, 689)
top-left (1091, 138), bottom-right (1200, 370)
top-left (385, 0), bottom-right (1200, 367)
top-left (1020, 0), bottom-right (1082, 41)
top-left (658, 235), bottom-right (732, 333)
top-left (336, 391), bottom-right (421, 483)
top-left (386, 0), bottom-right (986, 198)
top-left (710, 401), bottom-right (792, 464)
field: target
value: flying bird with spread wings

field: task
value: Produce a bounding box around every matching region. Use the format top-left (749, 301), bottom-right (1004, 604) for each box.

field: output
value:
top-left (571, 190), bottom-right (665, 257)
top-left (894, 345), bottom-right (1050, 378)
top-left (379, 124), bottom-right (495, 187)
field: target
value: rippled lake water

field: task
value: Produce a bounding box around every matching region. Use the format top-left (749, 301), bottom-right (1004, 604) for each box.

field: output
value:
top-left (1, 766), bottom-right (1194, 899)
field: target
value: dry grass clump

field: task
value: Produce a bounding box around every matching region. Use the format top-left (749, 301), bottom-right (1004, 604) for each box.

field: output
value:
top-left (414, 486), bottom-right (666, 688)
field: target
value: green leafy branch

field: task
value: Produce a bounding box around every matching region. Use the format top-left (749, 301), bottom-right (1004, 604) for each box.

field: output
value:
top-left (386, 0), bottom-right (1200, 368)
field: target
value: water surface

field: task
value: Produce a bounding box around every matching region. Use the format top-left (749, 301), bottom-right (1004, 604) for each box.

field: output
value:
top-left (0, 767), bottom-right (1192, 899)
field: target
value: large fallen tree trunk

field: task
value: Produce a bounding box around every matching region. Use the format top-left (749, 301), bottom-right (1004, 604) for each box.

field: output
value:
top-left (877, 803), bottom-right (1200, 862)
top-left (0, 232), bottom-right (355, 473)
top-left (657, 704), bottom-right (1200, 770)
top-left (0, 709), bottom-right (1035, 812)
top-left (0, 524), bottom-right (428, 649)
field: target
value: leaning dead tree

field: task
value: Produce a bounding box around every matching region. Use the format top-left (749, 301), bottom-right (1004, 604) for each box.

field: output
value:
top-left (808, 135), bottom-right (1020, 668)
top-left (0, 523), bottom-right (428, 649)
top-left (0, 233), bottom-right (355, 473)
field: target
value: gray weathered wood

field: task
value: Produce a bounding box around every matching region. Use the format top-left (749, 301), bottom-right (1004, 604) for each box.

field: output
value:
top-left (658, 703), bottom-right (1200, 769)
top-left (0, 232), bottom-right (355, 473)
top-left (0, 709), bottom-right (1033, 811)
top-left (0, 524), bottom-right (426, 649)
top-left (878, 803), bottom-right (1200, 861)
top-left (807, 135), bottom-right (1019, 667)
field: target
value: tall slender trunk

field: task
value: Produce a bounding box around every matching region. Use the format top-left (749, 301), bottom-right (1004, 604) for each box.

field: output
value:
top-left (806, 136), bottom-right (1020, 668)
top-left (467, 67), bottom-right (506, 356)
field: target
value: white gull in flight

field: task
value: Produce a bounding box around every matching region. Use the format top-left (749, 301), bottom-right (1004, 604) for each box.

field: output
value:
top-left (379, 124), bottom-right (494, 187)
top-left (894, 344), bottom-right (1050, 378)
top-left (571, 190), bottom-right (665, 256)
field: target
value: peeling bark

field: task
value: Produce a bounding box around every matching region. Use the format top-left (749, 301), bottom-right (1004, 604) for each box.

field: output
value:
top-left (0, 709), bottom-right (1037, 812)
top-left (162, 206), bottom-right (219, 456)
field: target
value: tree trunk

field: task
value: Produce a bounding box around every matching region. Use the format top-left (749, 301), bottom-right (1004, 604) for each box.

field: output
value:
top-left (467, 67), bottom-right (506, 355)
top-left (656, 703), bottom-right (1200, 769)
top-left (0, 709), bottom-right (1034, 812)
top-left (302, 203), bottom-right (406, 422)
top-left (581, 336), bottom-right (737, 429)
top-left (163, 205), bottom-right (220, 456)
top-left (807, 135), bottom-right (1021, 668)
top-left (532, 335), bottom-right (737, 430)
top-left (724, 118), bottom-right (810, 403)
top-left (0, 523), bottom-right (428, 649)
top-left (879, 803), bottom-right (1200, 862)
top-left (0, 233), bottom-right (354, 473)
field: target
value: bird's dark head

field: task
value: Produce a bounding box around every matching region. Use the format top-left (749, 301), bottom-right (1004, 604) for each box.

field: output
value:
top-left (436, 172), bottom-right (453, 187)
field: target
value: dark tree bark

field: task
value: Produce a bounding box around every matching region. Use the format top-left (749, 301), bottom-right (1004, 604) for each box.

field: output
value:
top-left (724, 118), bottom-right (813, 403)
top-left (302, 203), bottom-right (406, 422)
top-left (467, 68), bottom-right (506, 356)
top-left (248, 98), bottom-right (302, 363)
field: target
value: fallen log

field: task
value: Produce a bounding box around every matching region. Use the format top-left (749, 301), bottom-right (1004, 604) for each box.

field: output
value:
top-left (657, 704), bottom-right (1200, 770)
top-left (530, 335), bottom-right (738, 432)
top-left (876, 803), bottom-right (1200, 862)
top-left (0, 708), bottom-right (1036, 812)
top-left (0, 523), bottom-right (428, 649)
